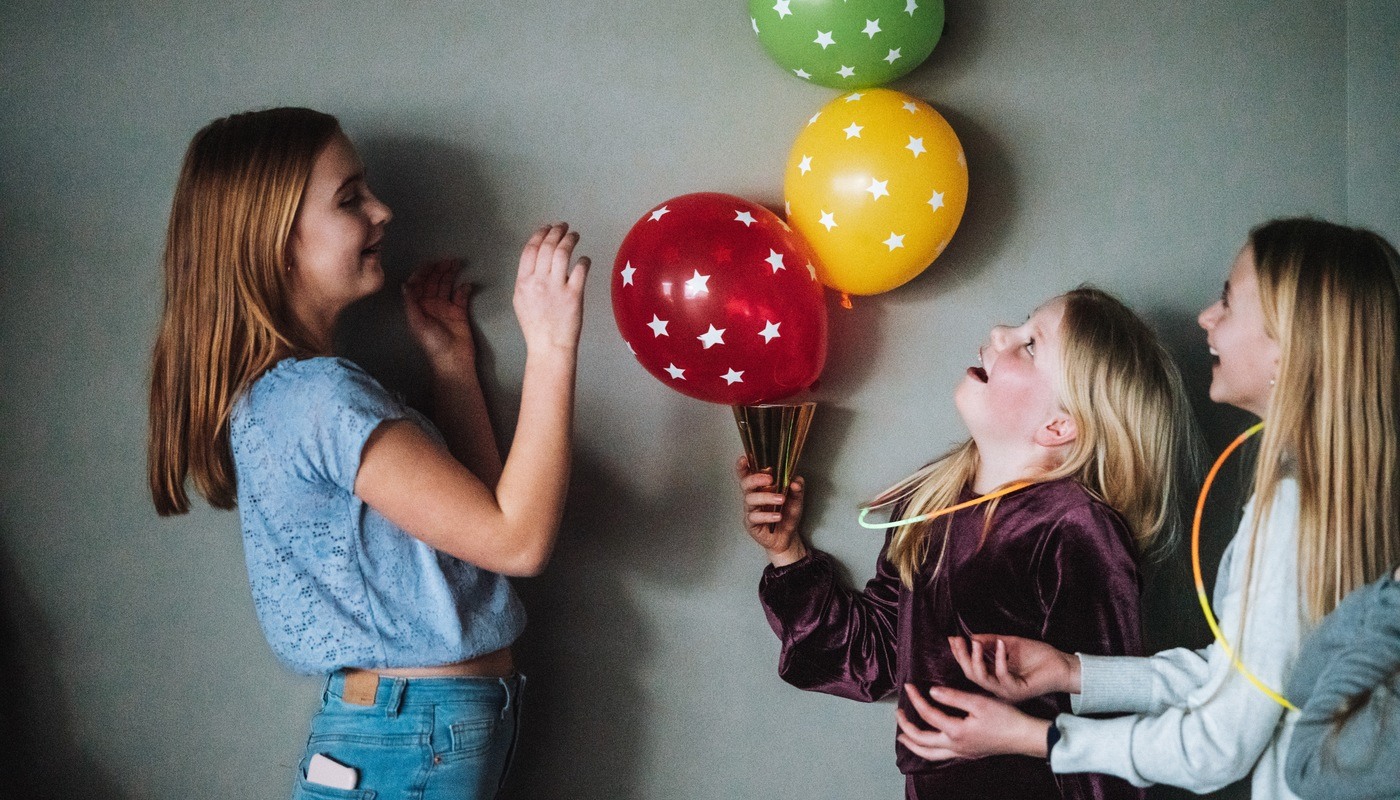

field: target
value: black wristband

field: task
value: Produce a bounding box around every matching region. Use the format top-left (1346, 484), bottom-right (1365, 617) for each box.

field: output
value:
top-left (1045, 720), bottom-right (1062, 762)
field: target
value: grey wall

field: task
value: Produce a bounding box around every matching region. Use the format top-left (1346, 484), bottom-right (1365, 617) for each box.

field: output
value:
top-left (1, 1), bottom-right (1395, 798)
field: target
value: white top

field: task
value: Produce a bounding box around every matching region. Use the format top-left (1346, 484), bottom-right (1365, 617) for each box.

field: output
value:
top-left (1051, 478), bottom-right (1304, 798)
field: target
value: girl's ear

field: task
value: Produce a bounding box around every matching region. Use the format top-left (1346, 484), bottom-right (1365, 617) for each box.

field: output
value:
top-left (1034, 414), bottom-right (1078, 448)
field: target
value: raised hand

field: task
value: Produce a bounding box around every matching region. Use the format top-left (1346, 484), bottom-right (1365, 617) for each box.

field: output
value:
top-left (514, 222), bottom-right (589, 353)
top-left (403, 259), bottom-right (476, 370)
top-left (947, 633), bottom-right (1081, 701)
top-left (736, 455), bottom-right (807, 566)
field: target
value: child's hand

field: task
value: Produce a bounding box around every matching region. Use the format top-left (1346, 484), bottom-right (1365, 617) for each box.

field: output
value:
top-left (736, 455), bottom-right (808, 566)
top-left (514, 223), bottom-right (589, 353)
top-left (947, 633), bottom-right (1081, 700)
top-left (403, 260), bottom-right (476, 372)
top-left (896, 684), bottom-right (1051, 761)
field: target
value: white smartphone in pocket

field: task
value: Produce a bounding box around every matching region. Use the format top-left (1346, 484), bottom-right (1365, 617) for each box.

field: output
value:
top-left (307, 753), bottom-right (359, 790)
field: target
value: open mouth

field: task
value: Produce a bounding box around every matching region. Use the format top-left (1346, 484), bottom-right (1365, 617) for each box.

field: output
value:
top-left (967, 366), bottom-right (989, 383)
top-left (1208, 345), bottom-right (1220, 367)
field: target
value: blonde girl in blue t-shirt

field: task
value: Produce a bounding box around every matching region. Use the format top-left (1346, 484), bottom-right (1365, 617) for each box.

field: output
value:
top-left (147, 107), bottom-right (588, 799)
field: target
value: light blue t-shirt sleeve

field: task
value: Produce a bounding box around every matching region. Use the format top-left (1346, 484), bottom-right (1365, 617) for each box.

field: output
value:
top-left (275, 357), bottom-right (412, 492)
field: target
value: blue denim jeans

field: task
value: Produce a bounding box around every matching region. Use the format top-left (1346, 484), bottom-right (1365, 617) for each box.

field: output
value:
top-left (290, 671), bottom-right (525, 800)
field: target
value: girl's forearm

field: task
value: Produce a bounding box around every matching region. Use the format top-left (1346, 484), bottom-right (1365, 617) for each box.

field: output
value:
top-left (493, 345), bottom-right (577, 569)
top-left (431, 361), bottom-right (504, 489)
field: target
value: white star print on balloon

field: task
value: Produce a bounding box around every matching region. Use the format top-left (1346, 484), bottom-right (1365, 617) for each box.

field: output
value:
top-left (612, 192), bottom-right (828, 404)
top-left (697, 325), bottom-right (726, 349)
top-left (751, 0), bottom-right (946, 90)
top-left (783, 88), bottom-right (967, 295)
top-left (649, 206), bottom-right (670, 222)
top-left (684, 270), bottom-right (711, 298)
top-left (765, 250), bottom-right (786, 273)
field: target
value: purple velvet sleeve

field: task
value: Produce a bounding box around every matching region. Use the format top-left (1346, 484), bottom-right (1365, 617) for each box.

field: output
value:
top-left (758, 543), bottom-right (902, 702)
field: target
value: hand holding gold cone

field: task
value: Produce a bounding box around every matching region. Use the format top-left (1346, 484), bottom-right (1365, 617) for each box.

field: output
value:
top-left (732, 402), bottom-right (817, 502)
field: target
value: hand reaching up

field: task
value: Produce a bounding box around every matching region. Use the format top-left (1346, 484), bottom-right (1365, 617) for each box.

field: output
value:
top-left (514, 222), bottom-right (589, 354)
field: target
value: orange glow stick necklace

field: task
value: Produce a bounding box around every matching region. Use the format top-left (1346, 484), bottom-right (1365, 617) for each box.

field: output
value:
top-left (858, 481), bottom-right (1034, 530)
top-left (1192, 421), bottom-right (1297, 711)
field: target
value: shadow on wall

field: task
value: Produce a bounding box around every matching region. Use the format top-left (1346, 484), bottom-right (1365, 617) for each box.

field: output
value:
top-left (337, 135), bottom-right (511, 409)
top-left (1138, 307), bottom-right (1255, 800)
top-left (0, 546), bottom-right (130, 799)
top-left (501, 446), bottom-right (650, 800)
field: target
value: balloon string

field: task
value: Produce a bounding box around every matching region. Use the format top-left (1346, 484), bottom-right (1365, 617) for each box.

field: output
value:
top-left (1192, 421), bottom-right (1298, 712)
top-left (858, 481), bottom-right (1034, 530)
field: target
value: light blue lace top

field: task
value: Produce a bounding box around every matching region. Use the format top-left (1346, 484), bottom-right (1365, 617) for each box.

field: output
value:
top-left (229, 356), bottom-right (525, 674)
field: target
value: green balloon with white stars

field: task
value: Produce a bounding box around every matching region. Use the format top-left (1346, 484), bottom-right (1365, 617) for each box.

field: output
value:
top-left (749, 0), bottom-right (945, 89)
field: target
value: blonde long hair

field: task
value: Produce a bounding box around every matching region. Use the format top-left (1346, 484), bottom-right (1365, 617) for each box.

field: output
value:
top-left (875, 287), bottom-right (1198, 588)
top-left (1240, 218), bottom-right (1400, 623)
top-left (148, 108), bottom-right (341, 515)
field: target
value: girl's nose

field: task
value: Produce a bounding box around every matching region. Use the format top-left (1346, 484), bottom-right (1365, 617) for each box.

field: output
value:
top-left (367, 190), bottom-right (393, 226)
top-left (988, 324), bottom-right (1011, 350)
top-left (1197, 302), bottom-right (1220, 330)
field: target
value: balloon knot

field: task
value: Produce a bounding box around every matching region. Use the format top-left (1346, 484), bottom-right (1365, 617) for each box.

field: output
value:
top-left (840, 292), bottom-right (853, 310)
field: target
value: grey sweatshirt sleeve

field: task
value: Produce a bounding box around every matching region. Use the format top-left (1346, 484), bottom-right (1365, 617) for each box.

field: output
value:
top-left (1285, 572), bottom-right (1400, 800)
top-left (1051, 482), bottom-right (1304, 792)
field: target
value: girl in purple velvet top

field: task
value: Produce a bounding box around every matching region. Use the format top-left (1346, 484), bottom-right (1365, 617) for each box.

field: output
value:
top-left (737, 287), bottom-right (1197, 800)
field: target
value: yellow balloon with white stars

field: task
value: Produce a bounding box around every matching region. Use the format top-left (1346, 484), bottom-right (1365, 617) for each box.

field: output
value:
top-left (785, 88), bottom-right (968, 296)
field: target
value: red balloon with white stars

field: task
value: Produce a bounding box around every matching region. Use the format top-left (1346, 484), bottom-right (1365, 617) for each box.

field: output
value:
top-left (611, 192), bottom-right (829, 405)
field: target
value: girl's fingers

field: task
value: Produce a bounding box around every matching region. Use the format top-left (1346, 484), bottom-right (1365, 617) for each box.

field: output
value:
top-left (994, 640), bottom-right (1014, 685)
top-left (517, 225), bottom-right (550, 279)
top-left (432, 260), bottom-right (456, 301)
top-left (897, 733), bottom-right (957, 763)
top-left (550, 231), bottom-right (579, 279)
top-left (895, 709), bottom-right (939, 741)
top-left (740, 471), bottom-right (775, 490)
top-left (948, 636), bottom-right (973, 676)
top-left (926, 685), bottom-right (981, 715)
top-left (747, 510), bottom-right (783, 526)
top-left (904, 684), bottom-right (961, 731)
top-left (783, 477), bottom-right (806, 518)
top-left (453, 281), bottom-right (473, 311)
top-left (402, 285), bottom-right (427, 329)
top-left (743, 491), bottom-right (786, 508)
top-left (567, 256), bottom-right (590, 291)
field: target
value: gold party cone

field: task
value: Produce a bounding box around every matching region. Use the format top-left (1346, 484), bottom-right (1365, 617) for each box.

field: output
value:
top-left (732, 402), bottom-right (817, 499)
